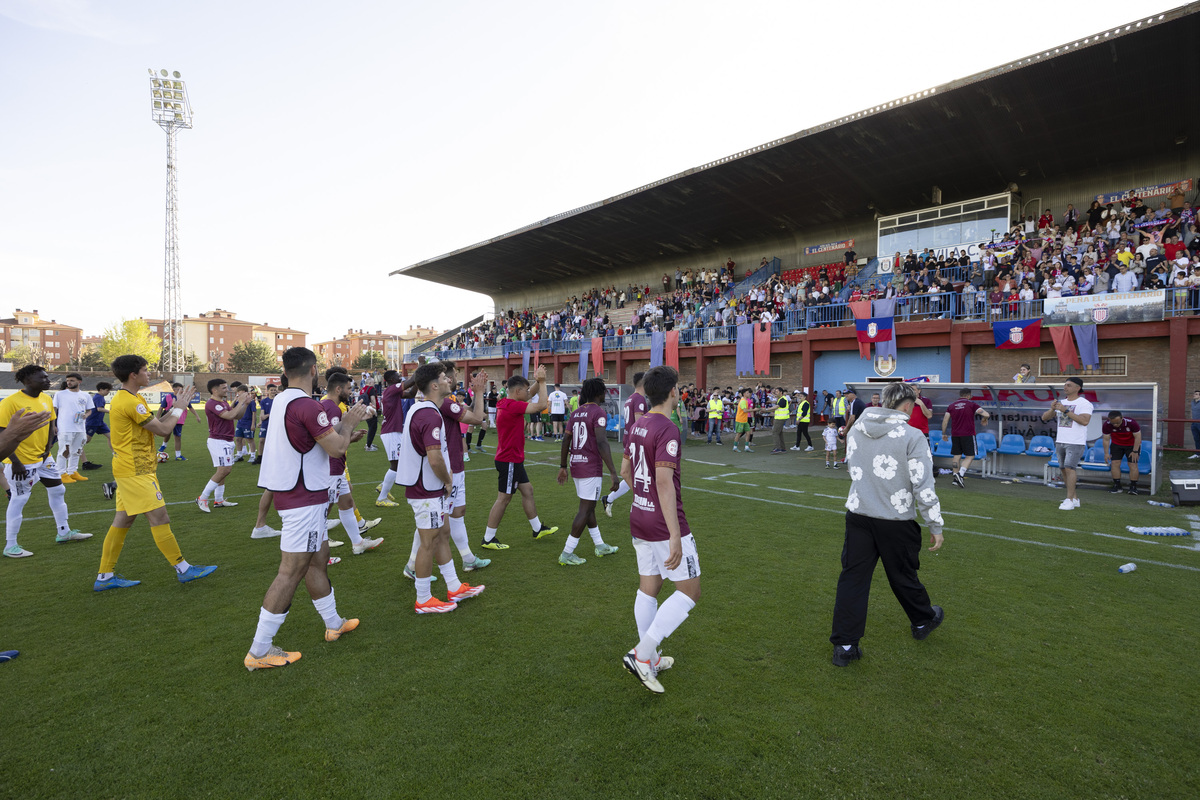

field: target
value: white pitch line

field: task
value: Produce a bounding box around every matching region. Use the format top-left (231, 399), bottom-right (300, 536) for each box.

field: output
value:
top-left (814, 493), bottom-right (845, 500)
top-left (686, 485), bottom-right (1200, 572)
top-left (1011, 520), bottom-right (1078, 533)
top-left (769, 487), bottom-right (806, 495)
top-left (686, 459), bottom-right (729, 467)
top-left (942, 511), bottom-right (994, 520)
top-left (725, 481), bottom-right (758, 487)
top-left (947, 526), bottom-right (1200, 573)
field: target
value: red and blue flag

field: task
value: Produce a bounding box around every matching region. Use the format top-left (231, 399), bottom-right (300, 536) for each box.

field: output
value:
top-left (992, 318), bottom-right (1042, 349)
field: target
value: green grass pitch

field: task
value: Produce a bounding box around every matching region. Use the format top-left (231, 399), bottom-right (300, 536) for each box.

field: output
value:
top-left (3, 430), bottom-right (1199, 799)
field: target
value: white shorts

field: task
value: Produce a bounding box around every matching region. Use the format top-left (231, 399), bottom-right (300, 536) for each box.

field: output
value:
top-left (573, 476), bottom-right (603, 502)
top-left (279, 502), bottom-right (330, 553)
top-left (381, 431), bottom-right (403, 461)
top-left (207, 438), bottom-right (235, 467)
top-left (3, 457), bottom-right (61, 495)
top-left (329, 473), bottom-right (351, 501)
top-left (487, 410), bottom-right (497, 426)
top-left (56, 431), bottom-right (86, 454)
top-left (409, 495), bottom-right (449, 531)
top-left (450, 471), bottom-right (466, 509)
top-left (825, 444), bottom-right (837, 452)
top-left (633, 534), bottom-right (701, 582)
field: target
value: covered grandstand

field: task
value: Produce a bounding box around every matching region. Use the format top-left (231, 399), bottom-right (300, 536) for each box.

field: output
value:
top-left (392, 5), bottom-right (1200, 446)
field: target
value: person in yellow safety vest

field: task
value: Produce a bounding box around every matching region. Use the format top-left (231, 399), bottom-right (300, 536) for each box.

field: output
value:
top-left (771, 388), bottom-right (790, 453)
top-left (790, 391), bottom-right (814, 451)
top-left (831, 391), bottom-right (848, 428)
top-left (706, 389), bottom-right (724, 444)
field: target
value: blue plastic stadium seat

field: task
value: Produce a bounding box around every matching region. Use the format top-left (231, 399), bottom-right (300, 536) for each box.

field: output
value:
top-left (997, 434), bottom-right (1027, 455)
top-left (1121, 447), bottom-right (1152, 474)
top-left (932, 438), bottom-right (953, 458)
top-left (1081, 444), bottom-right (1111, 471)
top-left (928, 430), bottom-right (942, 444)
top-left (1025, 435), bottom-right (1056, 457)
top-left (975, 431), bottom-right (997, 456)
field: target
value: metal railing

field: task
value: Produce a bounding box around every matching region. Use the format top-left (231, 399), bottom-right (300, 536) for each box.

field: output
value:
top-left (409, 288), bottom-right (1200, 362)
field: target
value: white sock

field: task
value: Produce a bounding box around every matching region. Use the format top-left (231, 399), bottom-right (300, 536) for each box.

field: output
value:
top-left (175, 451), bottom-right (182, 459)
top-left (483, 526), bottom-right (498, 543)
top-left (202, 480), bottom-right (219, 500)
top-left (634, 590), bottom-right (658, 637)
top-left (448, 515), bottom-right (473, 559)
top-left (588, 526), bottom-right (603, 545)
top-left (958, 467), bottom-right (966, 476)
top-left (97, 572), bottom-right (113, 581)
top-left (529, 516), bottom-right (542, 532)
top-left (174, 559), bottom-right (192, 573)
top-left (378, 469), bottom-right (397, 502)
top-left (5, 486), bottom-right (30, 546)
top-left (250, 607), bottom-right (288, 657)
top-left (408, 529), bottom-right (421, 569)
top-left (215, 484), bottom-right (225, 502)
top-left (607, 480), bottom-right (631, 503)
top-left (339, 508), bottom-right (363, 546)
top-left (636, 591), bottom-right (695, 662)
top-left (415, 576), bottom-right (432, 604)
top-left (312, 588), bottom-right (343, 630)
top-left (438, 560), bottom-right (462, 592)
top-left (47, 482), bottom-right (69, 534)
top-left (56, 452), bottom-right (69, 474)
top-left (563, 535), bottom-right (580, 555)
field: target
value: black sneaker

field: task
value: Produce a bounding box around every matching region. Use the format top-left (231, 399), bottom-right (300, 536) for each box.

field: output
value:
top-left (951, 473), bottom-right (965, 488)
top-left (533, 525), bottom-right (559, 540)
top-left (831, 644), bottom-right (862, 667)
top-left (912, 605), bottom-right (944, 640)
top-left (1109, 484), bottom-right (1123, 494)
top-left (1127, 486), bottom-right (1140, 495)
top-left (81, 461), bottom-right (102, 470)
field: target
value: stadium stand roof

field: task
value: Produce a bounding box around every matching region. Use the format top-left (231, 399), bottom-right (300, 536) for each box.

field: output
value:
top-left (392, 5), bottom-right (1200, 294)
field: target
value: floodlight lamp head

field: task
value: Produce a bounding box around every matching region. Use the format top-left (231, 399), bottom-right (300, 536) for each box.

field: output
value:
top-left (173, 71), bottom-right (181, 78)
top-left (160, 69), bottom-right (168, 77)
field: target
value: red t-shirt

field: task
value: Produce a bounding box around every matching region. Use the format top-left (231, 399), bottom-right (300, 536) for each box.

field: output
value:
top-left (495, 397), bottom-right (528, 464)
top-left (275, 397), bottom-right (334, 511)
top-left (440, 396), bottom-right (467, 473)
top-left (1102, 417), bottom-right (1141, 447)
top-left (568, 403), bottom-right (609, 479)
top-left (205, 398), bottom-right (235, 441)
top-left (946, 398), bottom-right (981, 437)
top-left (405, 406), bottom-right (446, 500)
top-left (627, 412), bottom-right (690, 542)
top-left (319, 399), bottom-right (346, 475)
top-left (907, 396), bottom-right (930, 435)
top-left (380, 383), bottom-right (405, 434)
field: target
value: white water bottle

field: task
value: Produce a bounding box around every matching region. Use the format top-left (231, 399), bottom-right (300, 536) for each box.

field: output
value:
top-left (1118, 563), bottom-right (1137, 573)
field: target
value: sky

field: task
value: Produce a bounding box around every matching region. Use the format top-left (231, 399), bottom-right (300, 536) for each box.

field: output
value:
top-left (0, 0), bottom-right (1185, 345)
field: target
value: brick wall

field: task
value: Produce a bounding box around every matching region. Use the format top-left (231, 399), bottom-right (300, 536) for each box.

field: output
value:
top-left (704, 352), bottom-right (805, 390)
top-left (969, 337), bottom-right (1170, 391)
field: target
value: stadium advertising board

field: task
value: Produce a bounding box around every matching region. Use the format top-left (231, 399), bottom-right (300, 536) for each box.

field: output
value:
top-left (1042, 290), bottom-right (1166, 326)
top-left (1094, 178), bottom-right (1193, 206)
top-left (804, 238), bottom-right (854, 256)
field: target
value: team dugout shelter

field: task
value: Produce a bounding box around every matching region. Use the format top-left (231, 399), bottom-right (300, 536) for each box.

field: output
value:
top-left (393, 7), bottom-right (1200, 452)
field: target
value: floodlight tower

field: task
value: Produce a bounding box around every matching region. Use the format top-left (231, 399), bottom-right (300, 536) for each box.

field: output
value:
top-left (149, 68), bottom-right (193, 373)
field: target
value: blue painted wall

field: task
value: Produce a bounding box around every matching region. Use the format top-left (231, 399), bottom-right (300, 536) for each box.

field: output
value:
top-left (813, 346), bottom-right (957, 394)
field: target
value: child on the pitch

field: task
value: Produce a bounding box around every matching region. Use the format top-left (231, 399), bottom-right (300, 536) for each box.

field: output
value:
top-left (619, 366), bottom-right (700, 695)
top-left (823, 419), bottom-right (839, 469)
top-left (555, 377), bottom-right (620, 566)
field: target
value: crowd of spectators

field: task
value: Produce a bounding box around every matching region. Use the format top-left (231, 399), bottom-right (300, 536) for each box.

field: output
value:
top-left (889, 188), bottom-right (1200, 318)
top-left (437, 186), bottom-right (1200, 357)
